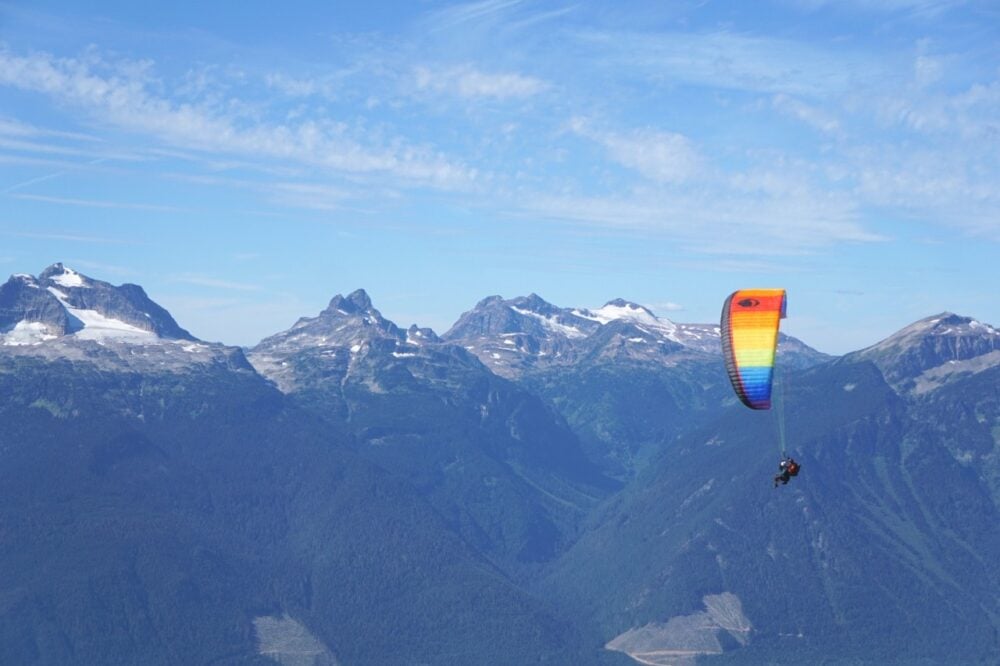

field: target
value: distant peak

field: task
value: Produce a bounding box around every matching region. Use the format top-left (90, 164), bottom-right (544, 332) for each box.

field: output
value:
top-left (924, 312), bottom-right (962, 325)
top-left (603, 298), bottom-right (646, 311)
top-left (39, 262), bottom-right (66, 275)
top-left (407, 324), bottom-right (441, 343)
top-left (511, 293), bottom-right (557, 314)
top-left (39, 263), bottom-right (89, 289)
top-left (325, 289), bottom-right (373, 315)
top-left (579, 299), bottom-right (665, 326)
top-left (902, 312), bottom-right (976, 335)
top-left (346, 288), bottom-right (372, 310)
top-left (475, 295), bottom-right (504, 308)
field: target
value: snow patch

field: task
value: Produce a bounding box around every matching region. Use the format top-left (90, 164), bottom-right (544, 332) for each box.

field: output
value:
top-left (510, 306), bottom-right (586, 339)
top-left (578, 303), bottom-right (684, 342)
top-left (50, 267), bottom-right (87, 288)
top-left (46, 287), bottom-right (156, 341)
top-left (1, 321), bottom-right (58, 345)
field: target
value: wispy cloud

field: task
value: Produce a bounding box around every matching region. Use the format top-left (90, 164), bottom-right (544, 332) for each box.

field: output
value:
top-left (0, 48), bottom-right (477, 190)
top-left (170, 274), bottom-right (264, 291)
top-left (7, 192), bottom-right (190, 212)
top-left (519, 186), bottom-right (880, 256)
top-left (424, 0), bottom-right (527, 31)
top-left (0, 135), bottom-right (140, 161)
top-left (1, 230), bottom-right (142, 245)
top-left (574, 29), bottom-right (871, 98)
top-left (772, 94), bottom-right (842, 135)
top-left (2, 170), bottom-right (67, 194)
top-left (267, 182), bottom-right (354, 212)
top-left (263, 72), bottom-right (325, 98)
top-left (570, 118), bottom-right (705, 184)
top-left (785, 0), bottom-right (968, 18)
top-left (650, 301), bottom-right (684, 313)
top-left (0, 117), bottom-right (100, 142)
top-left (2, 157), bottom-right (110, 194)
top-left (414, 64), bottom-right (547, 99)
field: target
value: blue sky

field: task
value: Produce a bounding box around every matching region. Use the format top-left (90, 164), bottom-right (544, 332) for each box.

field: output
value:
top-left (1, 0), bottom-right (997, 354)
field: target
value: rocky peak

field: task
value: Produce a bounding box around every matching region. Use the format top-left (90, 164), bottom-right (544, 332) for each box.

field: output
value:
top-left (407, 325), bottom-right (441, 344)
top-left (1, 264), bottom-right (195, 345)
top-left (474, 295), bottom-right (505, 308)
top-left (512, 293), bottom-right (559, 315)
top-left (324, 288), bottom-right (373, 315)
top-left (849, 312), bottom-right (1000, 393)
top-left (39, 262), bottom-right (89, 288)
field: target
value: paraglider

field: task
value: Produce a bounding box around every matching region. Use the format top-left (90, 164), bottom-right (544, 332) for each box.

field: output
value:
top-left (720, 289), bottom-right (800, 486)
top-left (773, 456), bottom-right (800, 487)
top-left (720, 289), bottom-right (786, 410)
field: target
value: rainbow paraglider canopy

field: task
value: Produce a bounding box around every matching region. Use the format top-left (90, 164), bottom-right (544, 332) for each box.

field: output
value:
top-left (720, 289), bottom-right (787, 410)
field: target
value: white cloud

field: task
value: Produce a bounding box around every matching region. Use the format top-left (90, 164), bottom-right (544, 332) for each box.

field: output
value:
top-left (602, 130), bottom-right (703, 184)
top-left (8, 192), bottom-right (189, 212)
top-left (0, 117), bottom-right (99, 142)
top-left (264, 73), bottom-right (322, 97)
top-left (914, 55), bottom-right (945, 88)
top-left (853, 143), bottom-right (999, 239)
top-left (414, 64), bottom-right (547, 99)
top-left (772, 94), bottom-right (842, 135)
top-left (170, 275), bottom-right (263, 291)
top-left (576, 29), bottom-right (868, 98)
top-left (424, 0), bottom-right (527, 31)
top-left (650, 301), bottom-right (684, 313)
top-left (785, 0), bottom-right (967, 18)
top-left (267, 182), bottom-right (353, 211)
top-left (0, 48), bottom-right (477, 190)
top-left (520, 183), bottom-right (880, 256)
top-left (1, 230), bottom-right (141, 245)
top-left (570, 119), bottom-right (704, 184)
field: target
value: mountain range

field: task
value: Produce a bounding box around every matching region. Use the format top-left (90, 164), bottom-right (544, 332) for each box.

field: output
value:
top-left (2, 263), bottom-right (998, 665)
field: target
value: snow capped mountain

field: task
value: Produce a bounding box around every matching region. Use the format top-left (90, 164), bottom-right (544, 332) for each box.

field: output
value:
top-left (258, 288), bottom-right (404, 353)
top-left (0, 264), bottom-right (249, 373)
top-left (848, 312), bottom-right (1000, 394)
top-left (574, 299), bottom-right (665, 327)
top-left (446, 294), bottom-right (599, 340)
top-left (444, 294), bottom-right (829, 376)
top-left (1, 263), bottom-right (193, 345)
top-left (442, 294), bottom-right (600, 376)
top-left (248, 288), bottom-right (463, 392)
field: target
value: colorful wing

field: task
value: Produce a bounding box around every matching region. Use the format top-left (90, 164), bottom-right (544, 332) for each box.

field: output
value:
top-left (720, 289), bottom-right (787, 410)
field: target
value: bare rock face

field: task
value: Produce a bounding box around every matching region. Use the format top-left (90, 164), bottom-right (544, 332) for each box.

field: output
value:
top-left (848, 313), bottom-right (1000, 394)
top-left (606, 593), bottom-right (752, 665)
